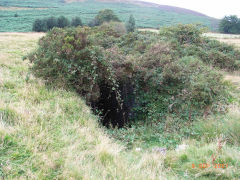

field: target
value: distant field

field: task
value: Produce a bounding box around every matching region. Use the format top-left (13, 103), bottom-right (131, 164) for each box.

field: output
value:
top-left (0, 0), bottom-right (218, 32)
top-left (205, 33), bottom-right (240, 48)
top-left (138, 28), bottom-right (159, 33)
top-left (204, 33), bottom-right (240, 39)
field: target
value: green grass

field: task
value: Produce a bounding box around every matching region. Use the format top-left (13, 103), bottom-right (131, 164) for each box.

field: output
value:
top-left (0, 0), bottom-right (218, 32)
top-left (0, 32), bottom-right (240, 179)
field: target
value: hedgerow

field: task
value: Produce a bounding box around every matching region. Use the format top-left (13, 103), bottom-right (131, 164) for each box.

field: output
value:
top-left (27, 24), bottom-right (238, 127)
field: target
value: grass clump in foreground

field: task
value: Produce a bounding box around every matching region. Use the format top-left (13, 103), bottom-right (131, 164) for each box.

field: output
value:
top-left (0, 28), bottom-right (240, 179)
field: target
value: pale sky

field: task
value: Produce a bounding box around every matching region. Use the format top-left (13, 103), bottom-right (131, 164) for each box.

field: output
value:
top-left (140, 0), bottom-right (240, 19)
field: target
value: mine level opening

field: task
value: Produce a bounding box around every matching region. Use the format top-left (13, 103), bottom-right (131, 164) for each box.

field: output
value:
top-left (91, 82), bottom-right (135, 128)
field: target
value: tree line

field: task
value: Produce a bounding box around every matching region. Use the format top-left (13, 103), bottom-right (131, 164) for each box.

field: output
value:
top-left (33, 16), bottom-right (82, 32)
top-left (219, 15), bottom-right (240, 34)
top-left (33, 9), bottom-right (135, 33)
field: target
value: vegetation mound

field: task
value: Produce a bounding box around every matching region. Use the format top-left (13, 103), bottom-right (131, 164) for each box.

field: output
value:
top-left (1, 30), bottom-right (240, 180)
top-left (27, 24), bottom-right (240, 127)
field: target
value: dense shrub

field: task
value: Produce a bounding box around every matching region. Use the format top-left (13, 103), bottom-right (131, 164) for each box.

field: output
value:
top-left (133, 45), bottom-right (228, 122)
top-left (126, 15), bottom-right (136, 33)
top-left (160, 24), bottom-right (240, 71)
top-left (71, 17), bottom-right (83, 27)
top-left (27, 24), bottom-right (234, 127)
top-left (159, 24), bottom-right (206, 45)
top-left (28, 27), bottom-right (117, 103)
top-left (57, 16), bottom-right (70, 28)
top-left (118, 31), bottom-right (159, 54)
top-left (33, 16), bottom-right (82, 32)
top-left (88, 9), bottom-right (121, 27)
top-left (46, 16), bottom-right (58, 30)
top-left (32, 19), bottom-right (47, 32)
top-left (219, 15), bottom-right (240, 34)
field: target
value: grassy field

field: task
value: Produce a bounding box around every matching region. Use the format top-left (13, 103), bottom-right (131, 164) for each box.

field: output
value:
top-left (0, 0), bottom-right (218, 32)
top-left (204, 33), bottom-right (240, 49)
top-left (0, 33), bottom-right (240, 179)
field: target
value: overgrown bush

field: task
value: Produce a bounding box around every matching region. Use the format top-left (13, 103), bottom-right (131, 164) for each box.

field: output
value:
top-left (32, 19), bottom-right (47, 32)
top-left (28, 27), bottom-right (118, 103)
top-left (46, 16), bottom-right (58, 30)
top-left (134, 45), bottom-right (229, 122)
top-left (57, 16), bottom-right (70, 28)
top-left (88, 9), bottom-right (121, 27)
top-left (160, 24), bottom-right (240, 71)
top-left (159, 24), bottom-right (205, 45)
top-left (219, 15), bottom-right (240, 34)
top-left (126, 15), bottom-right (136, 33)
top-left (71, 17), bottom-right (83, 27)
top-left (27, 24), bottom-right (235, 127)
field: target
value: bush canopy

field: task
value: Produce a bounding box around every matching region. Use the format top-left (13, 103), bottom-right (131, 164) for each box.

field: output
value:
top-left (219, 15), bottom-right (240, 34)
top-left (27, 24), bottom-right (239, 127)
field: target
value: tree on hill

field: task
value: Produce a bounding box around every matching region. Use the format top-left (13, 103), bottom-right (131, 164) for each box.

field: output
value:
top-left (219, 15), bottom-right (240, 34)
top-left (57, 16), bottom-right (70, 28)
top-left (89, 9), bottom-right (121, 27)
top-left (32, 19), bottom-right (47, 32)
top-left (126, 14), bottom-right (136, 33)
top-left (71, 17), bottom-right (83, 27)
top-left (46, 16), bottom-right (58, 30)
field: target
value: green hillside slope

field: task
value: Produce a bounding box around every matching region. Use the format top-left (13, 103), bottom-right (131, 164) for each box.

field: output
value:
top-left (0, 0), bottom-right (218, 32)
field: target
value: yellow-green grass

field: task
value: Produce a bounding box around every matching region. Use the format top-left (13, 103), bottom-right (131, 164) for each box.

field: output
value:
top-left (204, 33), bottom-right (240, 49)
top-left (204, 33), bottom-right (240, 39)
top-left (0, 33), bottom-right (239, 179)
top-left (138, 28), bottom-right (159, 33)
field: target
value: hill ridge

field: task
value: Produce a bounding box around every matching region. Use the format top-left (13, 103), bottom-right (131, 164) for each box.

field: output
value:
top-left (66, 0), bottom-right (217, 19)
top-left (0, 0), bottom-right (219, 32)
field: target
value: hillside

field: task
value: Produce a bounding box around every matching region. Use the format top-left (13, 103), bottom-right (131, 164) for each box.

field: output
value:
top-left (0, 0), bottom-right (219, 32)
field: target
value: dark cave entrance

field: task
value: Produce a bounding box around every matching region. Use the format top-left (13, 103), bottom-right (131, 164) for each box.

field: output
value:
top-left (92, 82), bottom-right (135, 128)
